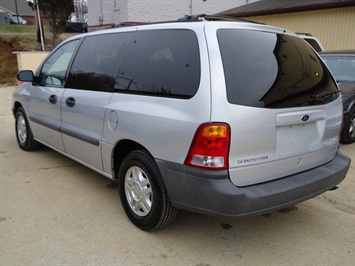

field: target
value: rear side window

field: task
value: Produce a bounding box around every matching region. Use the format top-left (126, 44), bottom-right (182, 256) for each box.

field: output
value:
top-left (67, 32), bottom-right (133, 92)
top-left (115, 29), bottom-right (201, 98)
top-left (217, 30), bottom-right (339, 108)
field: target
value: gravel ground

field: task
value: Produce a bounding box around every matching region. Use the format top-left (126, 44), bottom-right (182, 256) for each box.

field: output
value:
top-left (1, 86), bottom-right (354, 265)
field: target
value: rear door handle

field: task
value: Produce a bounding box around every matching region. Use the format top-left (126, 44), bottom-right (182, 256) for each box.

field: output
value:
top-left (49, 94), bottom-right (57, 104)
top-left (65, 97), bottom-right (75, 107)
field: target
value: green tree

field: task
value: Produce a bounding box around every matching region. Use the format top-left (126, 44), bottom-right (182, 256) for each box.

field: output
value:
top-left (28, 0), bottom-right (74, 46)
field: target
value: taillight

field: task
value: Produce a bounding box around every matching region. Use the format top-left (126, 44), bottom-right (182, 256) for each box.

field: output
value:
top-left (185, 123), bottom-right (230, 169)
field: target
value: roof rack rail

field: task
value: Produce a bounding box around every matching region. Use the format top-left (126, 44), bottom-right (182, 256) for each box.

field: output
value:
top-left (111, 21), bottom-right (147, 28)
top-left (177, 14), bottom-right (262, 24)
top-left (177, 14), bottom-right (207, 21)
top-left (206, 15), bottom-right (262, 24)
top-left (296, 32), bottom-right (313, 36)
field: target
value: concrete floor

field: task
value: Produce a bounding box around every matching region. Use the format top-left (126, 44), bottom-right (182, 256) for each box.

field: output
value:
top-left (1, 86), bottom-right (354, 265)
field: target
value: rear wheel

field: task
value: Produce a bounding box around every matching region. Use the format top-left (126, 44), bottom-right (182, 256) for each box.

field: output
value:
top-left (341, 107), bottom-right (355, 144)
top-left (15, 107), bottom-right (41, 151)
top-left (118, 150), bottom-right (177, 231)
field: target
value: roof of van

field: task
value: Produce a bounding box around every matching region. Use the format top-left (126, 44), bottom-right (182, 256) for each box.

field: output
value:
top-left (66, 15), bottom-right (295, 44)
top-left (110, 14), bottom-right (263, 28)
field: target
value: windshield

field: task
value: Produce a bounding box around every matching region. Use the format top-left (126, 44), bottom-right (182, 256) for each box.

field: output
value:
top-left (217, 30), bottom-right (339, 108)
top-left (320, 56), bottom-right (355, 83)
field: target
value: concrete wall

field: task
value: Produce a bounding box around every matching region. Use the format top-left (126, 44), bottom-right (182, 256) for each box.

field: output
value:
top-left (13, 51), bottom-right (49, 72)
top-left (87, 0), bottom-right (259, 27)
top-left (246, 7), bottom-right (355, 50)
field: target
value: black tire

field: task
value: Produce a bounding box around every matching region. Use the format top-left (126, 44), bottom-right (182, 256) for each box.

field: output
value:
top-left (118, 150), bottom-right (177, 231)
top-left (341, 107), bottom-right (355, 144)
top-left (15, 107), bottom-right (41, 151)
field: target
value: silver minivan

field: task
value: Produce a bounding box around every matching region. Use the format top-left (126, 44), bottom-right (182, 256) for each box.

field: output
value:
top-left (13, 15), bottom-right (351, 231)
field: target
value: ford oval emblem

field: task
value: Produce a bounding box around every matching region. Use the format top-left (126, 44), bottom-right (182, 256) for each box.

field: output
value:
top-left (301, 115), bottom-right (310, 122)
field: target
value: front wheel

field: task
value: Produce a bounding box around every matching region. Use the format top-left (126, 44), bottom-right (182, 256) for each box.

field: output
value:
top-left (118, 150), bottom-right (177, 231)
top-left (15, 107), bottom-right (41, 151)
top-left (341, 107), bottom-right (355, 144)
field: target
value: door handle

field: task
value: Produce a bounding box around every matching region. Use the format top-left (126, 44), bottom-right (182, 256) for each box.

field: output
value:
top-left (49, 94), bottom-right (57, 104)
top-left (65, 97), bottom-right (76, 107)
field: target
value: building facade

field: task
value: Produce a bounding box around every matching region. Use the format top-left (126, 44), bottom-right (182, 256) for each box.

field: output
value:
top-left (246, 7), bottom-right (355, 50)
top-left (0, 0), bottom-right (36, 25)
top-left (87, 0), bottom-right (259, 29)
top-left (220, 0), bottom-right (355, 50)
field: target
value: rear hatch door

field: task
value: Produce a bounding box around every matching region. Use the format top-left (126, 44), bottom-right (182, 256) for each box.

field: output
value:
top-left (206, 23), bottom-right (342, 186)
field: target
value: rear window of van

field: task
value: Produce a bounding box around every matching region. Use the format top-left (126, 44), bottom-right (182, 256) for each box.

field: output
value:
top-left (217, 30), bottom-right (339, 108)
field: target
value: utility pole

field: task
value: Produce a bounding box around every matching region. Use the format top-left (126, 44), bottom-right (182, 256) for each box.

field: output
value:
top-left (14, 0), bottom-right (20, 23)
top-left (33, 0), bottom-right (45, 51)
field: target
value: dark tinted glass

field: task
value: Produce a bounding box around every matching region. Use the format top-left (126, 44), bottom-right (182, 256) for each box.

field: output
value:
top-left (115, 29), bottom-right (200, 98)
top-left (217, 30), bottom-right (339, 108)
top-left (66, 32), bottom-right (133, 92)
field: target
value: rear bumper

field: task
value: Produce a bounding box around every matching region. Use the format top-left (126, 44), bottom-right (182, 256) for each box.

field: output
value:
top-left (157, 150), bottom-right (351, 218)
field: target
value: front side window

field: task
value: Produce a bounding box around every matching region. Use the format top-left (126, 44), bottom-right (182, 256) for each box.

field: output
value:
top-left (217, 30), bottom-right (339, 108)
top-left (38, 40), bottom-right (80, 86)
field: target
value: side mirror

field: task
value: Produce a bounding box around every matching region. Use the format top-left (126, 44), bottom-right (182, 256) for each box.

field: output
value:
top-left (17, 70), bottom-right (34, 82)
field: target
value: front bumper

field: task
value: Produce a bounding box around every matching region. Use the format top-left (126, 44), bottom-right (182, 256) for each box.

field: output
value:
top-left (157, 150), bottom-right (351, 218)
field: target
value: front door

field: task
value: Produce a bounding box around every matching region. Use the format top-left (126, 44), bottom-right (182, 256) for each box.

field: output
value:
top-left (26, 39), bottom-right (80, 151)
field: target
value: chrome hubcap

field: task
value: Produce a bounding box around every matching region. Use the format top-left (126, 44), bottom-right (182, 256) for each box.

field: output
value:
top-left (349, 114), bottom-right (355, 139)
top-left (124, 166), bottom-right (152, 217)
top-left (17, 114), bottom-right (27, 144)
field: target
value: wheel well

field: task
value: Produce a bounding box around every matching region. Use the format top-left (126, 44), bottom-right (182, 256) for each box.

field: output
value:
top-left (347, 101), bottom-right (355, 113)
top-left (112, 140), bottom-right (147, 179)
top-left (12, 102), bottom-right (22, 116)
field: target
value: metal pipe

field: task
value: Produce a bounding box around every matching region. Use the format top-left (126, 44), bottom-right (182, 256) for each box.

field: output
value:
top-left (34, 0), bottom-right (45, 51)
top-left (14, 0), bottom-right (19, 23)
